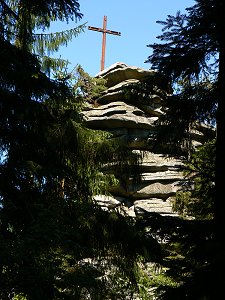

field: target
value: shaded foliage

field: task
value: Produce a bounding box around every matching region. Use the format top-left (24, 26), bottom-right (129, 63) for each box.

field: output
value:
top-left (136, 213), bottom-right (219, 299)
top-left (145, 0), bottom-right (225, 235)
top-left (173, 139), bottom-right (215, 220)
top-left (143, 0), bottom-right (225, 298)
top-left (145, 1), bottom-right (219, 154)
top-left (0, 1), bottom-right (165, 299)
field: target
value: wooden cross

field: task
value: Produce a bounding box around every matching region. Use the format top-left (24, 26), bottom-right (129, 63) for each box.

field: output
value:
top-left (88, 16), bottom-right (121, 71)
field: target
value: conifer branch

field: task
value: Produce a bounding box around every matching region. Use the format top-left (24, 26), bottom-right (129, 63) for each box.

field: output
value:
top-left (33, 23), bottom-right (86, 55)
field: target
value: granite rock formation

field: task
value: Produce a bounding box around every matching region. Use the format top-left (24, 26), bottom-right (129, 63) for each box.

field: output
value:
top-left (82, 62), bottom-right (213, 218)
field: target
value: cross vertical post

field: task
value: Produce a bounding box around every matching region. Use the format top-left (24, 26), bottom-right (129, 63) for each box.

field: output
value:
top-left (101, 16), bottom-right (107, 72)
top-left (88, 16), bottom-right (121, 71)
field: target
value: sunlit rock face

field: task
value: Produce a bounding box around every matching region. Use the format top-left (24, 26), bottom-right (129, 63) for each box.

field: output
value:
top-left (82, 62), bottom-right (214, 218)
top-left (95, 62), bottom-right (159, 88)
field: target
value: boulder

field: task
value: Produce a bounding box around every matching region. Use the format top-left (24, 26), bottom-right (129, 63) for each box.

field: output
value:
top-left (95, 62), bottom-right (160, 88)
top-left (82, 62), bottom-right (215, 218)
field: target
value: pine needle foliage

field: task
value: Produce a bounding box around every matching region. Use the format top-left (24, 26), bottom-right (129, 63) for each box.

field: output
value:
top-left (33, 24), bottom-right (86, 56)
top-left (1, 0), bottom-right (86, 72)
top-left (145, 1), bottom-right (219, 155)
top-left (0, 2), bottom-right (164, 299)
top-left (173, 139), bottom-right (215, 219)
top-left (143, 1), bottom-right (225, 298)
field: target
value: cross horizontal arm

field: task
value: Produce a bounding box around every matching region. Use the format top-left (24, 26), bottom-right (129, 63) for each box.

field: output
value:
top-left (88, 26), bottom-right (121, 36)
top-left (88, 16), bottom-right (121, 71)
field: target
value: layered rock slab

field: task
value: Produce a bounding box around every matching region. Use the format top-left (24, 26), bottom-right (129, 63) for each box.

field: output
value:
top-left (83, 62), bottom-right (212, 218)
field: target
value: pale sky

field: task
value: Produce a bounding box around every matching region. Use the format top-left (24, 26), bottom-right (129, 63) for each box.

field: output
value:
top-left (51, 0), bottom-right (195, 76)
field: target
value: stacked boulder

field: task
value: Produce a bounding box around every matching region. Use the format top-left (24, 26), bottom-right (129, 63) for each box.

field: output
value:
top-left (82, 62), bottom-right (211, 218)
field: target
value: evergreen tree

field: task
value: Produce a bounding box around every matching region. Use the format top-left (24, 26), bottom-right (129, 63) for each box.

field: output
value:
top-left (145, 0), bottom-right (224, 238)
top-left (145, 0), bottom-right (225, 298)
top-left (1, 0), bottom-right (86, 74)
top-left (0, 1), bottom-right (163, 298)
top-left (173, 139), bottom-right (215, 220)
